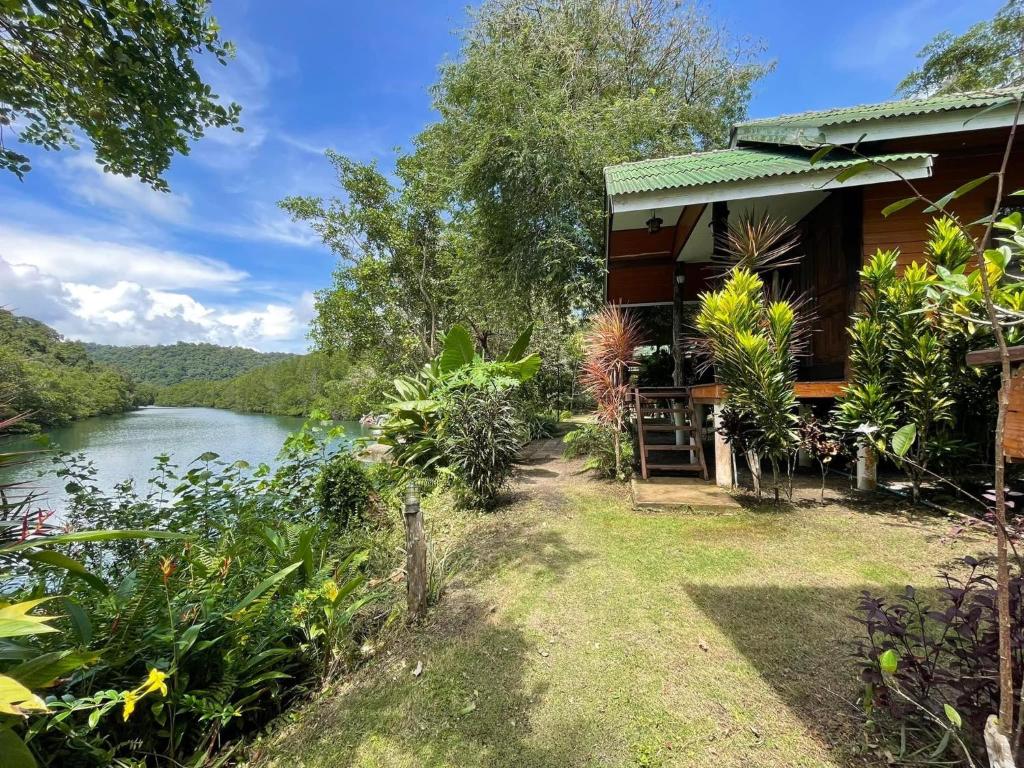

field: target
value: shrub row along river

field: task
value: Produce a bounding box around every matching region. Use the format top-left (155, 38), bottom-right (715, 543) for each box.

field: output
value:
top-left (0, 406), bottom-right (372, 515)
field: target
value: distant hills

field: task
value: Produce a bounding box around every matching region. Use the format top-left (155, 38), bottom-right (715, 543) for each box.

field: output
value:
top-left (83, 342), bottom-right (296, 386)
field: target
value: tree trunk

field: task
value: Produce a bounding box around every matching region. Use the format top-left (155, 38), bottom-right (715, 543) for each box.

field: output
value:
top-left (745, 449), bottom-right (762, 498)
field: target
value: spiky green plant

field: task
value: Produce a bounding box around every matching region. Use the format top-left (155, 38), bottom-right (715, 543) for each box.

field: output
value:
top-left (836, 248), bottom-right (956, 501)
top-left (696, 268), bottom-right (800, 499)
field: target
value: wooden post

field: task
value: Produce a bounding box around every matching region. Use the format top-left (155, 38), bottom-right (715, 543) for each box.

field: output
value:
top-left (403, 480), bottom-right (428, 621)
top-left (856, 444), bottom-right (877, 492)
top-left (713, 404), bottom-right (734, 488)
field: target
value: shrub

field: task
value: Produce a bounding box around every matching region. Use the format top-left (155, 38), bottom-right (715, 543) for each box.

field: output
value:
top-left (439, 386), bottom-right (525, 509)
top-left (837, 243), bottom-right (967, 502)
top-left (2, 419), bottom-right (393, 766)
top-left (317, 451), bottom-right (375, 527)
top-left (853, 557), bottom-right (1021, 764)
top-left (563, 423), bottom-right (633, 479)
top-left (523, 408), bottom-right (560, 440)
top-left (696, 267), bottom-right (801, 499)
top-left (578, 305), bottom-right (644, 479)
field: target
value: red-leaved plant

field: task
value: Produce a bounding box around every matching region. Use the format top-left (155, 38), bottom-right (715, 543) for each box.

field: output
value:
top-left (578, 305), bottom-right (644, 479)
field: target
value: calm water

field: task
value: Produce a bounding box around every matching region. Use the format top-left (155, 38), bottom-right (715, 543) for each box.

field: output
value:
top-left (0, 407), bottom-right (370, 512)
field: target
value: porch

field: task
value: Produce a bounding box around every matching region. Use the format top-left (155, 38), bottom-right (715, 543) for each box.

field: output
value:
top-left (629, 384), bottom-right (845, 488)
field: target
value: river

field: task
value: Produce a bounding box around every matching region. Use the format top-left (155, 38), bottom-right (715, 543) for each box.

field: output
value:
top-left (0, 407), bottom-right (372, 513)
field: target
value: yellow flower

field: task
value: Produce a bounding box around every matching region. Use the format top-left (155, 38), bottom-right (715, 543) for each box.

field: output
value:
top-left (140, 668), bottom-right (168, 697)
top-left (122, 691), bottom-right (138, 721)
top-left (323, 579), bottom-right (339, 602)
top-left (122, 668), bottom-right (168, 720)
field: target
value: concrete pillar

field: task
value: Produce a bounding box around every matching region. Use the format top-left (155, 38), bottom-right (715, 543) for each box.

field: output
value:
top-left (797, 403), bottom-right (812, 468)
top-left (856, 444), bottom-right (877, 491)
top-left (713, 404), bottom-right (734, 488)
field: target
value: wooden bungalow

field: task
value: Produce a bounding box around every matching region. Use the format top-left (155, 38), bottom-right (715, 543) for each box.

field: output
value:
top-left (604, 89), bottom-right (1024, 487)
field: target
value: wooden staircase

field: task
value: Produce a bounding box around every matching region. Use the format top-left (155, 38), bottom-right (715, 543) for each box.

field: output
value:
top-left (632, 387), bottom-right (709, 480)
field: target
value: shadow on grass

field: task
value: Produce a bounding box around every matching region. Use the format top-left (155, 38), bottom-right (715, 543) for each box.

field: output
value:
top-left (258, 511), bottom-right (596, 766)
top-left (683, 582), bottom-right (950, 767)
top-left (260, 594), bottom-right (598, 767)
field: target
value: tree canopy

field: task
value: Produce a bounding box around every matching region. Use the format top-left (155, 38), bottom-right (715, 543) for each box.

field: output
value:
top-left (83, 342), bottom-right (294, 386)
top-left (898, 0), bottom-right (1024, 96)
top-left (1, 0), bottom-right (241, 188)
top-left (282, 0), bottom-right (769, 399)
top-left (0, 310), bottom-right (143, 428)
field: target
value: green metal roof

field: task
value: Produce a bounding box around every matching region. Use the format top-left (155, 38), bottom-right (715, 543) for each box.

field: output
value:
top-left (735, 89), bottom-right (1018, 130)
top-left (604, 147), bottom-right (931, 197)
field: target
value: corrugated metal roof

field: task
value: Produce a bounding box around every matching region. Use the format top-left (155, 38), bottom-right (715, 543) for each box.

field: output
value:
top-left (735, 89), bottom-right (1019, 130)
top-left (604, 147), bottom-right (931, 197)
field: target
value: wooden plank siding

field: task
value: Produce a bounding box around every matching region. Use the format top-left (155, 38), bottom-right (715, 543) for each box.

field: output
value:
top-left (862, 129), bottom-right (1024, 268)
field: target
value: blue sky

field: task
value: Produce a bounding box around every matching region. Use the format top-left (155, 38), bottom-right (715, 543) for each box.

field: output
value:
top-left (0, 0), bottom-right (1002, 352)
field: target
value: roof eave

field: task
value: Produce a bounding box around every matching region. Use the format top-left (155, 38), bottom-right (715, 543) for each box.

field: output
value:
top-left (608, 155), bottom-right (934, 215)
top-left (734, 102), bottom-right (1021, 148)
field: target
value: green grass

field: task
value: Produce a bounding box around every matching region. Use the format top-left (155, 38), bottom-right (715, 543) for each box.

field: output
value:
top-left (253, 474), bottom-right (988, 768)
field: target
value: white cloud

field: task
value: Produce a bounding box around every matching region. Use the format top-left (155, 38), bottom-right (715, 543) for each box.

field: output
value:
top-left (0, 224), bottom-right (247, 291)
top-left (215, 203), bottom-right (321, 247)
top-left (58, 154), bottom-right (193, 224)
top-left (0, 254), bottom-right (310, 352)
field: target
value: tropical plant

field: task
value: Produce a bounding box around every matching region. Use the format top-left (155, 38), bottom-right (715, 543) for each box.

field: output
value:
top-left (562, 423), bottom-right (633, 479)
top-left (0, 414), bottom-right (391, 766)
top-left (577, 305), bottom-right (643, 480)
top-left (695, 268), bottom-right (801, 500)
top-left (316, 452), bottom-right (375, 528)
top-left (836, 249), bottom-right (957, 502)
top-left (439, 386), bottom-right (525, 508)
top-left (797, 414), bottom-right (844, 503)
top-left (379, 324), bottom-right (539, 479)
top-left (854, 557), bottom-right (1022, 766)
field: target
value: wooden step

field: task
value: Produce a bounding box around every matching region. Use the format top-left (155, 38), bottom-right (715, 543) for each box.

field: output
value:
top-left (644, 444), bottom-right (700, 452)
top-left (641, 424), bottom-right (698, 432)
top-left (645, 463), bottom-right (705, 471)
top-left (638, 407), bottom-right (691, 415)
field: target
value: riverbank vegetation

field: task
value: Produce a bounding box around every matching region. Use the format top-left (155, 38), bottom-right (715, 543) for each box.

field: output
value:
top-left (1, 416), bottom-right (405, 766)
top-left (153, 352), bottom-right (362, 418)
top-left (0, 310), bottom-right (145, 430)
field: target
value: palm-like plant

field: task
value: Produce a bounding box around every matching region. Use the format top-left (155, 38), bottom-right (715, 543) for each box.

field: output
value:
top-left (578, 305), bottom-right (644, 479)
top-left (696, 268), bottom-right (802, 499)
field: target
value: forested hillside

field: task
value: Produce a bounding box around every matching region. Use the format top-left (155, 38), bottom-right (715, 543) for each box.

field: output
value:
top-left (84, 341), bottom-right (295, 385)
top-left (0, 309), bottom-right (144, 428)
top-left (155, 351), bottom-right (365, 418)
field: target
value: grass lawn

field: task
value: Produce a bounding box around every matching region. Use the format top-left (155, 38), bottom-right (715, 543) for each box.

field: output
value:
top-left (252, 454), bottom-right (990, 768)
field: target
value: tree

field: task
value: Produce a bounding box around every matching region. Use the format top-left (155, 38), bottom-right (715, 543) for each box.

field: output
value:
top-left (898, 0), bottom-right (1024, 96)
top-left (280, 151), bottom-right (458, 391)
top-left (1, 0), bottom-right (241, 189)
top-left (413, 0), bottom-right (770, 317)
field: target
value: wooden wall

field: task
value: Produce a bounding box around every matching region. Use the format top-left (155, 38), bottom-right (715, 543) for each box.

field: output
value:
top-left (863, 129), bottom-right (1024, 267)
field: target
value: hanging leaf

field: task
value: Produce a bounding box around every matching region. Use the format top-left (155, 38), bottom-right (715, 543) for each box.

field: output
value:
top-left (881, 197), bottom-right (918, 218)
top-left (879, 648), bottom-right (899, 675)
top-left (809, 144), bottom-right (836, 165)
top-left (833, 161), bottom-right (874, 183)
top-left (20, 550), bottom-right (108, 594)
top-left (891, 424), bottom-right (917, 458)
